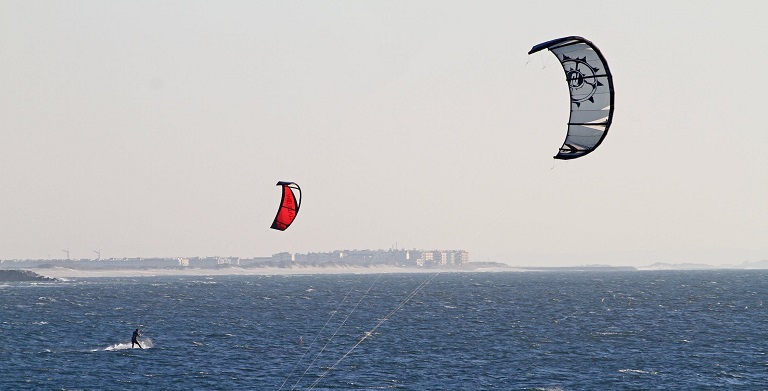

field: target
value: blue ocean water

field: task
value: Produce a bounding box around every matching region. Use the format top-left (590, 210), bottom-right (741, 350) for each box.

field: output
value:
top-left (2, 270), bottom-right (767, 390)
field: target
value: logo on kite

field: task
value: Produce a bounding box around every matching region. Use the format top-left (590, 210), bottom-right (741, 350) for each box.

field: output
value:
top-left (528, 36), bottom-right (615, 160)
top-left (562, 54), bottom-right (603, 107)
top-left (270, 181), bottom-right (301, 231)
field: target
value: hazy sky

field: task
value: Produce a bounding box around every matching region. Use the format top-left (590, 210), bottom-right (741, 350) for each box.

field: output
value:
top-left (2, 1), bottom-right (767, 266)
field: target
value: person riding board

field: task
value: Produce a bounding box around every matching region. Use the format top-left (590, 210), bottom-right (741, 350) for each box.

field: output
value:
top-left (131, 328), bottom-right (143, 349)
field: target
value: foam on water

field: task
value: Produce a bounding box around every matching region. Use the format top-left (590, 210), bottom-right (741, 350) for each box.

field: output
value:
top-left (99, 338), bottom-right (154, 351)
top-left (619, 368), bottom-right (659, 376)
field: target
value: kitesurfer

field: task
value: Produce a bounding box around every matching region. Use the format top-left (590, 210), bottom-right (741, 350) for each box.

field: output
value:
top-left (132, 328), bottom-right (143, 349)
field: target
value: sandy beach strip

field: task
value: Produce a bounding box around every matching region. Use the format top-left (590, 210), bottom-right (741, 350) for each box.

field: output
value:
top-left (27, 265), bottom-right (507, 279)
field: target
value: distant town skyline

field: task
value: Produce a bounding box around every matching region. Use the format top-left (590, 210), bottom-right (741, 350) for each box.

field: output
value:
top-left (1, 248), bottom-right (473, 273)
top-left (1, 247), bottom-right (469, 264)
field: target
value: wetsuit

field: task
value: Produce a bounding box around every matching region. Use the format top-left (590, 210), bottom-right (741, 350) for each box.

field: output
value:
top-left (132, 329), bottom-right (142, 349)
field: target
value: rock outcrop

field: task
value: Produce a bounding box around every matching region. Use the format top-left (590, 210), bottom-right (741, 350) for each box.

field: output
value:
top-left (0, 270), bottom-right (59, 282)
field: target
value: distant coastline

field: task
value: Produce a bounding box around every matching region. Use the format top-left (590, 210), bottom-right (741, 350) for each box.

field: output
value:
top-left (13, 263), bottom-right (641, 279)
top-left (3, 255), bottom-right (767, 279)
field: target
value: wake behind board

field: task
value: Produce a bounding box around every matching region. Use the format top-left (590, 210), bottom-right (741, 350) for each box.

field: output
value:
top-left (99, 338), bottom-right (153, 351)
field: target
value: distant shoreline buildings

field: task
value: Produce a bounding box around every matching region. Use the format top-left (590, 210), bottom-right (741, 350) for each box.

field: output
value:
top-left (0, 249), bottom-right (470, 270)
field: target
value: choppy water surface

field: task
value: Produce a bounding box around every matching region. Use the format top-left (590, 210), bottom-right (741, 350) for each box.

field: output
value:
top-left (2, 270), bottom-right (767, 390)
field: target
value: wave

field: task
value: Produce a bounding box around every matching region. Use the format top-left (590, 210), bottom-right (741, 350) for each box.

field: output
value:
top-left (95, 338), bottom-right (154, 351)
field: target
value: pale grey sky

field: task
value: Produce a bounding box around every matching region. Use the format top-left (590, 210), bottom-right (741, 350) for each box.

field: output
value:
top-left (1, 1), bottom-right (766, 266)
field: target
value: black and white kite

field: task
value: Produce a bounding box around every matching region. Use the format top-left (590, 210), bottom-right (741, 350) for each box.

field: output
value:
top-left (529, 36), bottom-right (615, 160)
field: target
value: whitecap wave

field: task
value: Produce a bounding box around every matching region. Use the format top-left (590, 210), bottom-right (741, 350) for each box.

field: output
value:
top-left (98, 338), bottom-right (154, 351)
top-left (619, 368), bottom-right (658, 375)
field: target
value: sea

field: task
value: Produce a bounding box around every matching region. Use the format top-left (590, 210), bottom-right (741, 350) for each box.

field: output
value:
top-left (2, 270), bottom-right (767, 390)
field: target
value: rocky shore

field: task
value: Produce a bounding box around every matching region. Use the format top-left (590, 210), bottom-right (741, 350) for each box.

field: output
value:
top-left (0, 270), bottom-right (59, 282)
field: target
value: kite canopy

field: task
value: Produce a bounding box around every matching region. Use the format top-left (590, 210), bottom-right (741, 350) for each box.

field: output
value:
top-left (529, 36), bottom-right (614, 160)
top-left (270, 181), bottom-right (301, 231)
